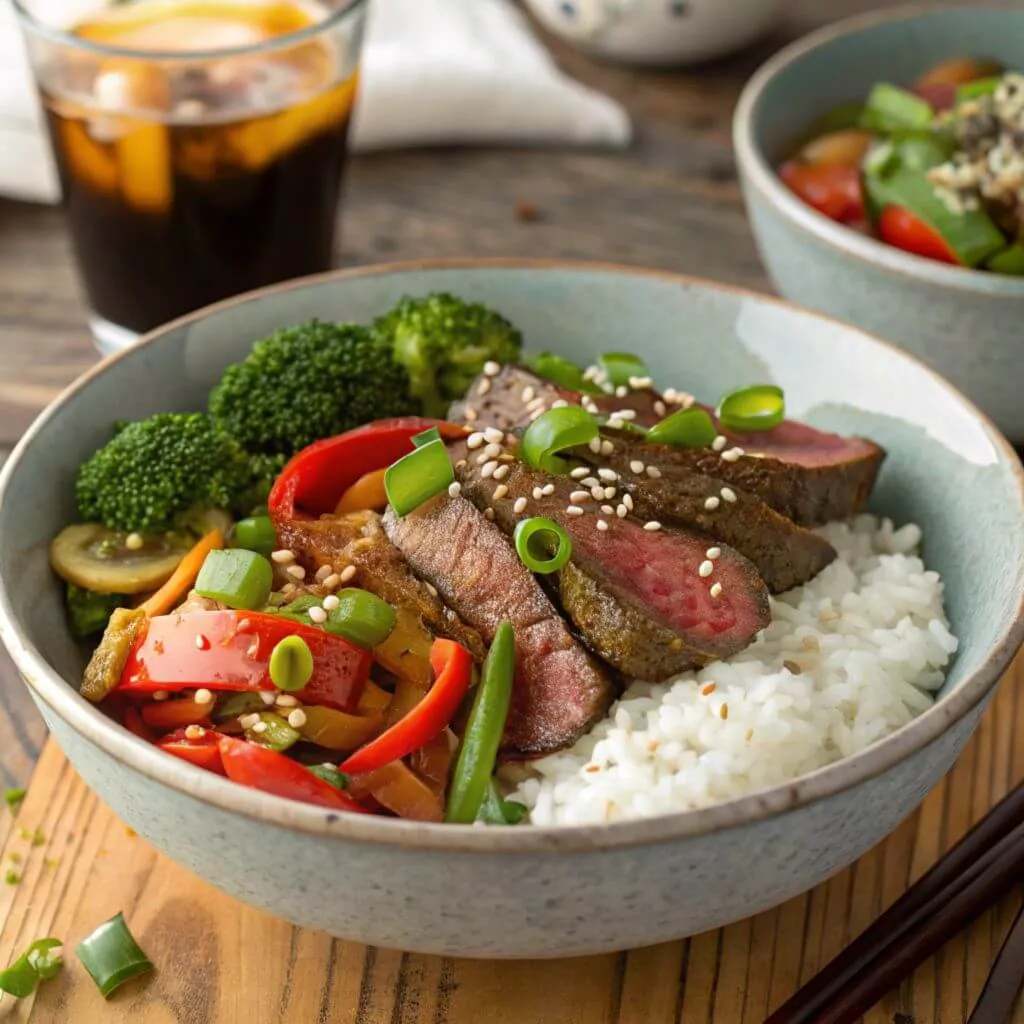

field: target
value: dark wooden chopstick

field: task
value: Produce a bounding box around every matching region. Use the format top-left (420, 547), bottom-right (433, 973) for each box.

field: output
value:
top-left (966, 903), bottom-right (1024, 1024)
top-left (765, 780), bottom-right (1024, 1024)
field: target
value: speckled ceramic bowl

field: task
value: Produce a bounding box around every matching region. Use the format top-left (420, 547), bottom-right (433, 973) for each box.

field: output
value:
top-left (734, 5), bottom-right (1024, 445)
top-left (0, 261), bottom-right (1021, 958)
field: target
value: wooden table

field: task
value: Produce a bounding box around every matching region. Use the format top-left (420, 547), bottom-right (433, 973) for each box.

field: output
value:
top-left (0, 1), bottom-right (1020, 1020)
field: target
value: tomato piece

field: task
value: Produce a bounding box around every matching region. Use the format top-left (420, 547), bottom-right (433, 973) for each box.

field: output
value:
top-left (141, 698), bottom-right (211, 731)
top-left (878, 206), bottom-right (960, 265)
top-left (218, 736), bottom-right (368, 811)
top-left (912, 82), bottom-right (957, 112)
top-left (158, 727), bottom-right (226, 775)
top-left (120, 610), bottom-right (372, 712)
top-left (780, 162), bottom-right (865, 224)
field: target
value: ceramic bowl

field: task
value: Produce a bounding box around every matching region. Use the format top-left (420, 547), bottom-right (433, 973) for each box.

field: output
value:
top-left (734, 5), bottom-right (1024, 445)
top-left (524, 0), bottom-right (779, 67)
top-left (1, 261), bottom-right (1022, 958)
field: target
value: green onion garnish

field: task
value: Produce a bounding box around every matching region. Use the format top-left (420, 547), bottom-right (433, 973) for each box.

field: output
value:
top-left (598, 352), bottom-right (649, 388)
top-left (268, 635), bottom-right (314, 692)
top-left (244, 712), bottom-right (300, 753)
top-left (76, 912), bottom-right (152, 999)
top-left (475, 779), bottom-right (528, 825)
top-left (860, 82), bottom-right (933, 132)
top-left (195, 548), bottom-right (273, 611)
top-left (326, 589), bottom-right (397, 649)
top-left (0, 938), bottom-right (63, 997)
top-left (956, 76), bottom-right (1002, 104)
top-left (645, 407), bottom-right (717, 448)
top-left (412, 426), bottom-right (442, 448)
top-left (717, 385), bottom-right (785, 433)
top-left (384, 439), bottom-right (454, 517)
top-left (525, 352), bottom-right (603, 395)
top-left (513, 517), bottom-right (572, 574)
top-left (4, 788), bottom-right (25, 811)
top-left (520, 406), bottom-right (598, 474)
top-left (308, 764), bottom-right (349, 790)
top-left (233, 516), bottom-right (277, 556)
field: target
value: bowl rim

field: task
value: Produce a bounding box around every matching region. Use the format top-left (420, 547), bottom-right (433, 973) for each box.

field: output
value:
top-left (1, 258), bottom-right (1022, 853)
top-left (733, 2), bottom-right (1024, 296)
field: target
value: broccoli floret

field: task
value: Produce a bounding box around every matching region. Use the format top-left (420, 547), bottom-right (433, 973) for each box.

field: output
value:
top-left (208, 321), bottom-right (419, 456)
top-left (66, 585), bottom-right (128, 639)
top-left (237, 452), bottom-right (288, 513)
top-left (373, 293), bottom-right (523, 417)
top-left (76, 413), bottom-right (252, 533)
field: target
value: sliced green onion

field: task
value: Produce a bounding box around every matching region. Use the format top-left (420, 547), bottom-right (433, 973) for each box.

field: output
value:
top-left (956, 76), bottom-right (1002, 103)
top-left (596, 415), bottom-right (648, 438)
top-left (897, 135), bottom-right (953, 173)
top-left (384, 439), bottom-right (454, 517)
top-left (598, 352), bottom-right (649, 388)
top-left (0, 938), bottom-right (63, 998)
top-left (412, 426), bottom-right (442, 448)
top-left (717, 385), bottom-right (785, 433)
top-left (195, 548), bottom-right (273, 611)
top-left (268, 635), bottom-right (314, 692)
top-left (233, 516), bottom-right (276, 556)
top-left (513, 517), bottom-right (572, 575)
top-left (244, 712), bottom-right (300, 752)
top-left (308, 764), bottom-right (349, 790)
top-left (76, 913), bottom-right (152, 999)
top-left (476, 779), bottom-right (527, 825)
top-left (4, 788), bottom-right (25, 811)
top-left (986, 242), bottom-right (1024, 276)
top-left (646, 407), bottom-right (717, 448)
top-left (861, 82), bottom-right (933, 132)
top-left (520, 406), bottom-right (598, 473)
top-left (326, 589), bottom-right (397, 649)
top-left (213, 692), bottom-right (267, 723)
top-left (525, 352), bottom-right (603, 395)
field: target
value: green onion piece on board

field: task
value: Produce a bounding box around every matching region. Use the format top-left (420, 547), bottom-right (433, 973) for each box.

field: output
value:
top-left (956, 76), bottom-right (1003, 104)
top-left (268, 635), bottom-right (314, 692)
top-left (244, 712), bottom-right (300, 753)
top-left (327, 589), bottom-right (397, 649)
top-left (597, 352), bottom-right (649, 388)
top-left (76, 912), bottom-right (152, 999)
top-left (4, 788), bottom-right (25, 811)
top-left (645, 407), bottom-right (717, 448)
top-left (0, 938), bottom-right (63, 998)
top-left (411, 426), bottom-right (442, 448)
top-left (233, 516), bottom-right (277, 556)
top-left (525, 352), bottom-right (603, 395)
top-left (384, 439), bottom-right (454, 517)
top-left (520, 406), bottom-right (598, 473)
top-left (717, 385), bottom-right (786, 433)
top-left (194, 548), bottom-right (273, 611)
top-left (446, 621), bottom-right (516, 824)
top-left (308, 764), bottom-right (349, 790)
top-left (514, 517), bottom-right (572, 575)
top-left (476, 778), bottom-right (528, 825)
top-left (861, 82), bottom-right (933, 131)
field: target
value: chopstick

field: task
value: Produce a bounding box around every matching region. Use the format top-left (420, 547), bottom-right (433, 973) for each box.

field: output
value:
top-left (765, 779), bottom-right (1024, 1024)
top-left (967, 903), bottom-right (1024, 1024)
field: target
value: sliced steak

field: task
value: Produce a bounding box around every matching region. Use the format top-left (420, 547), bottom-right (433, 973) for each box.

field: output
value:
top-left (278, 510), bottom-right (486, 662)
top-left (452, 441), bottom-right (770, 681)
top-left (383, 497), bottom-right (614, 756)
top-left (571, 435), bottom-right (836, 593)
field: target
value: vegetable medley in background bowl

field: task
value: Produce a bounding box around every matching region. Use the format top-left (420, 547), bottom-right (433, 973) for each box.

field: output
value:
top-left (1, 262), bottom-right (1021, 957)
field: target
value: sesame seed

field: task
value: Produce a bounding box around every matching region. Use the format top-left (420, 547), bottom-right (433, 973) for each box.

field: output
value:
top-left (239, 713), bottom-right (260, 729)
top-left (526, 396), bottom-right (547, 412)
top-left (710, 582), bottom-right (723, 598)
top-left (483, 443), bottom-right (502, 459)
top-left (607, 416), bottom-right (624, 430)
top-left (153, 690), bottom-right (169, 701)
top-left (529, 408), bottom-right (545, 421)
top-left (125, 532), bottom-right (144, 551)
top-left (286, 564), bottom-right (306, 580)
top-left (601, 504), bottom-right (615, 515)
top-left (314, 565), bottom-right (332, 582)
top-left (492, 464), bottom-right (510, 481)
top-left (646, 466), bottom-right (662, 479)
top-left (591, 485), bottom-right (606, 500)
top-left (455, 459), bottom-right (467, 470)
top-left (705, 548), bottom-right (721, 562)
top-left (323, 573), bottom-right (342, 590)
top-left (701, 682), bottom-right (717, 696)
top-left (582, 397), bottom-right (599, 413)
top-left (603, 486), bottom-right (617, 500)
top-left (498, 453), bottom-right (515, 463)
top-left (484, 508), bottom-right (495, 521)
top-left (483, 361), bottom-right (501, 376)
top-left (425, 582), bottom-right (438, 597)
top-left (259, 691), bottom-right (277, 705)
top-left (194, 688), bottom-right (213, 704)
top-left (185, 725), bottom-right (205, 740)
top-left (643, 520), bottom-right (662, 531)
top-left (570, 490), bottom-right (590, 503)
top-left (721, 448), bottom-right (744, 462)
top-left (480, 460), bottom-right (498, 478)
top-left (533, 486), bottom-right (544, 500)
top-left (616, 505), bottom-right (627, 518)
top-left (617, 409), bottom-right (638, 421)
top-left (287, 709), bottom-right (308, 729)
top-left (654, 400), bottom-right (667, 417)
top-left (622, 493), bottom-right (634, 511)
top-left (704, 496), bottom-right (720, 511)
top-left (322, 594), bottom-right (340, 611)
top-left (720, 703), bottom-right (729, 720)
top-left (340, 565), bottom-right (357, 583)
top-left (630, 460), bottom-right (645, 474)
top-left (565, 505), bottom-right (585, 516)
top-left (448, 482), bottom-right (462, 498)
top-left (596, 519), bottom-right (609, 532)
top-left (712, 435), bottom-right (728, 452)
top-left (493, 484), bottom-right (509, 500)
top-left (581, 476), bottom-right (600, 488)
top-left (597, 468), bottom-right (618, 482)
top-left (699, 560), bottom-right (714, 578)
top-left (628, 375), bottom-right (653, 389)
top-left (275, 693), bottom-right (299, 708)
top-left (542, 483), bottom-right (555, 496)
top-left (477, 378), bottom-right (492, 397)
top-left (195, 633), bottom-right (209, 650)
top-left (484, 427), bottom-right (504, 445)
top-left (521, 386), bottom-right (536, 403)
top-left (309, 606), bottom-right (328, 624)
top-left (464, 407), bottom-right (478, 423)
top-left (588, 438), bottom-right (602, 454)
top-left (467, 432), bottom-right (485, 449)
top-left (513, 497), bottom-right (528, 514)
top-left (247, 640), bottom-right (260, 658)
top-left (600, 440), bottom-right (614, 455)
top-left (721, 487), bottom-right (737, 503)
top-left (475, 451), bottom-right (490, 465)
top-left (551, 399), bottom-right (569, 409)
top-left (570, 467), bottom-right (590, 479)
top-left (237, 618), bottom-right (251, 631)
top-left (271, 549), bottom-right (296, 564)
top-left (251, 721), bottom-right (268, 735)
top-left (615, 385), bottom-right (628, 397)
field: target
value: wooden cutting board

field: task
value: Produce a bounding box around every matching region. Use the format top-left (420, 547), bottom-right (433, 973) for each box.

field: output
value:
top-left (0, 653), bottom-right (1021, 1024)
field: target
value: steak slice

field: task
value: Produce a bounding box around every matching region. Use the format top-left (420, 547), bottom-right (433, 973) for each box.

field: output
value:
top-left (571, 435), bottom-right (836, 593)
top-left (383, 497), bottom-right (614, 756)
top-left (452, 441), bottom-right (770, 680)
top-left (452, 366), bottom-right (885, 526)
top-left (278, 510), bottom-right (486, 662)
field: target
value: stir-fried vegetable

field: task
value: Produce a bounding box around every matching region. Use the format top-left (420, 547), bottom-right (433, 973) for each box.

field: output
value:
top-left (138, 528), bottom-right (224, 618)
top-left (66, 585), bottom-right (128, 639)
top-left (514, 517), bottom-right (572, 574)
top-left (717, 385), bottom-right (786, 433)
top-left (81, 607), bottom-right (148, 702)
top-left (384, 437), bottom-right (454, 517)
top-left (645, 407), bottom-right (718, 448)
top-left (233, 515), bottom-right (276, 555)
top-left (157, 728), bottom-right (225, 774)
top-left (76, 913), bottom-right (152, 998)
top-left (521, 406), bottom-right (598, 474)
top-left (334, 468), bottom-right (388, 514)
top-left (597, 352), bottom-right (649, 388)
top-left (526, 352), bottom-right (603, 394)
top-left (0, 938), bottom-right (63, 997)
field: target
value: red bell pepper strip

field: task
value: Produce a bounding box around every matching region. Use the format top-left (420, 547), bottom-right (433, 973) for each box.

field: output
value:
top-left (779, 161), bottom-right (865, 224)
top-left (141, 698), bottom-right (211, 732)
top-left (268, 418), bottom-right (469, 523)
top-left (122, 705), bottom-right (157, 743)
top-left (878, 206), bottom-right (960, 265)
top-left (158, 727), bottom-right (226, 775)
top-left (119, 610), bottom-right (372, 712)
top-left (218, 736), bottom-right (368, 812)
top-left (340, 638), bottom-right (473, 776)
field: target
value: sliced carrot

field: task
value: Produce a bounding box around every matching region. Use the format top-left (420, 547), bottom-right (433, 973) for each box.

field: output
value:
top-left (334, 468), bottom-right (388, 514)
top-left (139, 528), bottom-right (223, 618)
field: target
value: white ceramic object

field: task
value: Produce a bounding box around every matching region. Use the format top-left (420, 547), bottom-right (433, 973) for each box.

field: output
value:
top-left (524, 0), bottom-right (780, 67)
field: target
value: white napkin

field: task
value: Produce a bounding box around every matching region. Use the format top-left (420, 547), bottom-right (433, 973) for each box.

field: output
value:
top-left (0, 0), bottom-right (631, 205)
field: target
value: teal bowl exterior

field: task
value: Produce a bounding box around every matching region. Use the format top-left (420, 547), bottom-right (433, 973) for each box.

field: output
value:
top-left (734, 5), bottom-right (1024, 445)
top-left (1, 261), bottom-right (1021, 957)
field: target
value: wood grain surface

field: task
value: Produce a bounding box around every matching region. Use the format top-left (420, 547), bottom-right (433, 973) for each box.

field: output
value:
top-left (0, 652), bottom-right (1018, 1023)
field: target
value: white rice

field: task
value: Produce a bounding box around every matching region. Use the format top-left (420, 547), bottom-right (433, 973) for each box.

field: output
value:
top-left (502, 515), bottom-right (958, 826)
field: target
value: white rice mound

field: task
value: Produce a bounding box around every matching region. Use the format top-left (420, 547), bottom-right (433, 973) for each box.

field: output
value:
top-left (503, 516), bottom-right (959, 826)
